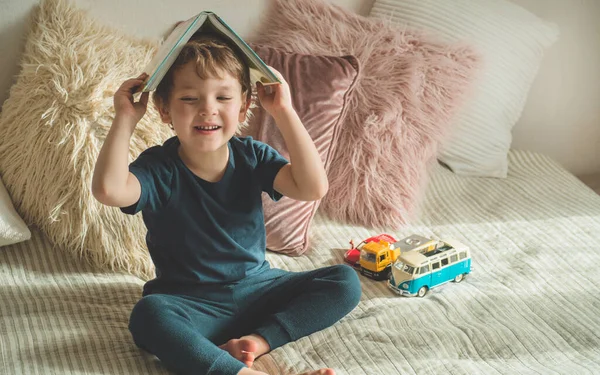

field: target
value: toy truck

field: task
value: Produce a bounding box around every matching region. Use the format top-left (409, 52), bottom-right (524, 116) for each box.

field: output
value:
top-left (344, 234), bottom-right (397, 269)
top-left (345, 234), bottom-right (440, 281)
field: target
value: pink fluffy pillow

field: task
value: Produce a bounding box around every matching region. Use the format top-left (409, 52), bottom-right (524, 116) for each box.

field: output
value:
top-left (251, 0), bottom-right (480, 228)
top-left (242, 45), bottom-right (359, 255)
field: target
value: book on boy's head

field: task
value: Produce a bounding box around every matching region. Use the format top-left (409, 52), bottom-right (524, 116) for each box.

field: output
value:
top-left (141, 11), bottom-right (280, 92)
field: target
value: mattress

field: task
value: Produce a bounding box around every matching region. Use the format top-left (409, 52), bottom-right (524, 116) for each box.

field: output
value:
top-left (2, 150), bottom-right (600, 375)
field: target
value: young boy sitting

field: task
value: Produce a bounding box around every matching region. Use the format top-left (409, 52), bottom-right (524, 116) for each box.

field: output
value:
top-left (92, 33), bottom-right (361, 375)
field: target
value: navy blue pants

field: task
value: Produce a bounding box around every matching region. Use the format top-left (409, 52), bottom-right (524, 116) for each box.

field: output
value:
top-left (128, 264), bottom-right (361, 375)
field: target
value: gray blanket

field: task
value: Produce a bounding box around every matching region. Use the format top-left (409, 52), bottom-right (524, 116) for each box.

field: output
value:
top-left (2, 150), bottom-right (599, 374)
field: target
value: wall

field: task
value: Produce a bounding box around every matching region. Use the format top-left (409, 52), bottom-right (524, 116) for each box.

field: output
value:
top-left (0, 0), bottom-right (373, 109)
top-left (0, 0), bottom-right (597, 175)
top-left (510, 0), bottom-right (600, 175)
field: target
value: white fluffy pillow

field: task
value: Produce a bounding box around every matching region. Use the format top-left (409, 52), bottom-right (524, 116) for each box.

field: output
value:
top-left (0, 177), bottom-right (30, 247)
top-left (370, 0), bottom-right (559, 177)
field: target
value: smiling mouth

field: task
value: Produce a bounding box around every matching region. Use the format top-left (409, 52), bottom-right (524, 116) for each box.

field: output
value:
top-left (194, 125), bottom-right (221, 131)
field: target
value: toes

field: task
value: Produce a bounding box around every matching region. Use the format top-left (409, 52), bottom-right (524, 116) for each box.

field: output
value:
top-left (239, 338), bottom-right (259, 353)
top-left (219, 337), bottom-right (262, 369)
top-left (298, 370), bottom-right (335, 375)
top-left (220, 338), bottom-right (258, 366)
top-left (242, 351), bottom-right (255, 367)
top-left (308, 369), bottom-right (335, 375)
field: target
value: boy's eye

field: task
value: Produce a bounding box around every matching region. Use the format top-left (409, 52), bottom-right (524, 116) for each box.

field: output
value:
top-left (218, 97), bottom-right (232, 101)
top-left (180, 97), bottom-right (197, 102)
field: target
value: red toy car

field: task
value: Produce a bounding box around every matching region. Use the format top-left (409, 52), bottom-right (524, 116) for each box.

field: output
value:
top-left (344, 234), bottom-right (398, 269)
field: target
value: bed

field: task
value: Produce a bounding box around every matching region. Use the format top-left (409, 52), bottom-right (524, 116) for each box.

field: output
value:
top-left (3, 150), bottom-right (600, 374)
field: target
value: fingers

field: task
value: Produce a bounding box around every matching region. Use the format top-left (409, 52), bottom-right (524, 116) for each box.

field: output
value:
top-left (256, 82), bottom-right (268, 102)
top-left (118, 73), bottom-right (149, 94)
top-left (121, 77), bottom-right (144, 91)
top-left (257, 81), bottom-right (275, 97)
top-left (139, 91), bottom-right (150, 107)
top-left (256, 81), bottom-right (265, 96)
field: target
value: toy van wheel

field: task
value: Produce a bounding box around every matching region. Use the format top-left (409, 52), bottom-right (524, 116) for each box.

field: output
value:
top-left (417, 286), bottom-right (428, 297)
top-left (453, 274), bottom-right (464, 283)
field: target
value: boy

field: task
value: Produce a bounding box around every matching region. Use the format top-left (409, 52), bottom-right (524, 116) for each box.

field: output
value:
top-left (92, 34), bottom-right (361, 375)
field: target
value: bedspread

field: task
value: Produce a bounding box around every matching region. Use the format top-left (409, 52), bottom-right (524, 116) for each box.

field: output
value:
top-left (2, 150), bottom-right (600, 375)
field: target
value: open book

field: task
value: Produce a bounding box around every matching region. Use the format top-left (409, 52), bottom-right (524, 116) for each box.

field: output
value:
top-left (142, 11), bottom-right (280, 92)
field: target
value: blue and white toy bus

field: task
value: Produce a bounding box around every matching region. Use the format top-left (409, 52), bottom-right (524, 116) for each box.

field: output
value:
top-left (388, 239), bottom-right (471, 297)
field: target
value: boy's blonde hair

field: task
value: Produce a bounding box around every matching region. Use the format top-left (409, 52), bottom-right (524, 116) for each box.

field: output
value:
top-left (152, 33), bottom-right (252, 111)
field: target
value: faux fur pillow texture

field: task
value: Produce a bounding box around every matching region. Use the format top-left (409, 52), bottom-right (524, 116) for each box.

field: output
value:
top-left (0, 0), bottom-right (165, 279)
top-left (243, 45), bottom-right (359, 255)
top-left (370, 0), bottom-right (559, 178)
top-left (251, 0), bottom-right (481, 229)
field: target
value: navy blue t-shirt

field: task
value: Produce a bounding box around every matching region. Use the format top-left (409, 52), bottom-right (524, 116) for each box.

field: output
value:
top-left (120, 136), bottom-right (289, 295)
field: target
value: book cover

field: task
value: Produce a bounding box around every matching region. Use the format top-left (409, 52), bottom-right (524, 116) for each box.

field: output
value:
top-left (142, 11), bottom-right (280, 92)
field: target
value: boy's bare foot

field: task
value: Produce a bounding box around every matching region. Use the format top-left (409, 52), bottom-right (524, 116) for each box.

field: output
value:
top-left (238, 368), bottom-right (335, 375)
top-left (221, 334), bottom-right (271, 368)
top-left (298, 369), bottom-right (336, 375)
top-left (225, 334), bottom-right (334, 375)
top-left (220, 338), bottom-right (259, 367)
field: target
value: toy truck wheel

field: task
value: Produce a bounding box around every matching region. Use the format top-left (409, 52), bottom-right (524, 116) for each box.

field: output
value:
top-left (453, 274), bottom-right (464, 283)
top-left (417, 286), bottom-right (428, 297)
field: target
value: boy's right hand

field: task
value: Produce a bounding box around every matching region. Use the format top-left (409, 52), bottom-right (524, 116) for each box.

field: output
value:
top-left (114, 73), bottom-right (150, 125)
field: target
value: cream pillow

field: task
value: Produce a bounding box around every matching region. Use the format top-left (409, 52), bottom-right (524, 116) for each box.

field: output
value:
top-left (371, 0), bottom-right (559, 177)
top-left (0, 0), bottom-right (168, 278)
top-left (0, 177), bottom-right (31, 247)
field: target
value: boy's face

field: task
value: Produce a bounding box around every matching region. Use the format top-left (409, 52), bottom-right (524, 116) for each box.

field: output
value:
top-left (159, 61), bottom-right (248, 155)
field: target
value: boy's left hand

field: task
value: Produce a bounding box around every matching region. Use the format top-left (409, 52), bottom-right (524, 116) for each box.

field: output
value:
top-left (256, 66), bottom-right (293, 118)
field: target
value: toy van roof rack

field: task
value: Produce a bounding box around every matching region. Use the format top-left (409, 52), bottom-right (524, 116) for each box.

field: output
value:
top-left (424, 244), bottom-right (453, 257)
top-left (394, 234), bottom-right (434, 252)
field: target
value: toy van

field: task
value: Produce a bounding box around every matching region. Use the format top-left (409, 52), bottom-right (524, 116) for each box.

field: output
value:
top-left (388, 239), bottom-right (471, 297)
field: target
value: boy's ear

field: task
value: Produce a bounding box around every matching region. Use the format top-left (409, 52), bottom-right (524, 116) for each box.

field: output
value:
top-left (238, 91), bottom-right (252, 122)
top-left (157, 101), bottom-right (172, 124)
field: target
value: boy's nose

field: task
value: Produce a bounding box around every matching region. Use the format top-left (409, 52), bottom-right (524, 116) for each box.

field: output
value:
top-left (198, 103), bottom-right (216, 117)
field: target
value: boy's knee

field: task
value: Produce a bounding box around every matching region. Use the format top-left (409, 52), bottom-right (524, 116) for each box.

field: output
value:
top-left (330, 264), bottom-right (362, 309)
top-left (129, 294), bottom-right (172, 340)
